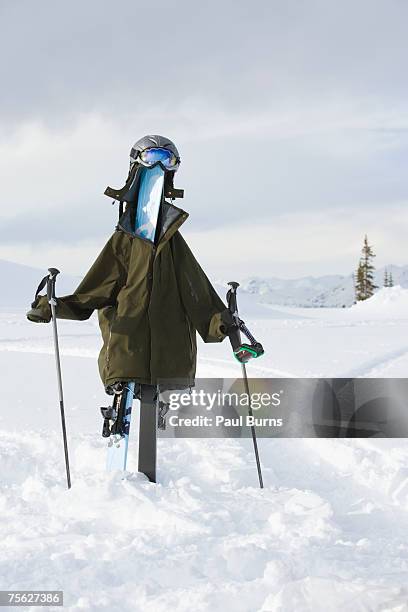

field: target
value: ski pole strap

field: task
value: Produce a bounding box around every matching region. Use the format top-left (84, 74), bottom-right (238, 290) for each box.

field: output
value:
top-left (234, 319), bottom-right (264, 363)
top-left (32, 274), bottom-right (49, 307)
top-left (229, 317), bottom-right (264, 363)
top-left (238, 319), bottom-right (257, 345)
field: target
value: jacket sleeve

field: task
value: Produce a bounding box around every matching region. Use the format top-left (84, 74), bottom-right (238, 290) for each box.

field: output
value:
top-left (27, 234), bottom-right (127, 323)
top-left (171, 231), bottom-right (234, 343)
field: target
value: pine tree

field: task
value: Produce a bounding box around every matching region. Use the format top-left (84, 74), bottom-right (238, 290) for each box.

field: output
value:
top-left (384, 268), bottom-right (389, 288)
top-left (354, 235), bottom-right (378, 301)
top-left (389, 271), bottom-right (394, 287)
top-left (355, 261), bottom-right (366, 301)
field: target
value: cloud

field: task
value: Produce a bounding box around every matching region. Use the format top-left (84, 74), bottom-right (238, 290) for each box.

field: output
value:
top-left (0, 0), bottom-right (407, 276)
top-left (2, 204), bottom-right (407, 281)
top-left (1, 0), bottom-right (408, 125)
top-left (184, 204), bottom-right (408, 279)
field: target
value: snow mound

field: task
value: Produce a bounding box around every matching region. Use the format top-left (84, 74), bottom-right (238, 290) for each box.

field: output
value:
top-left (349, 286), bottom-right (408, 319)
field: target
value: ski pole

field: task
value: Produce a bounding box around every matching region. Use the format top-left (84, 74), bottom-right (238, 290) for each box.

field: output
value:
top-left (241, 361), bottom-right (264, 489)
top-left (47, 268), bottom-right (71, 490)
top-left (227, 282), bottom-right (264, 489)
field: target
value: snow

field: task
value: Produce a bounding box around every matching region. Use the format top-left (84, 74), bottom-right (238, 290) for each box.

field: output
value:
top-left (349, 286), bottom-right (408, 318)
top-left (1, 286), bottom-right (408, 611)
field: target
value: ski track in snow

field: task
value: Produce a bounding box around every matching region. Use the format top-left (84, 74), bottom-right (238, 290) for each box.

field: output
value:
top-left (199, 356), bottom-right (297, 378)
top-left (1, 294), bottom-right (408, 611)
top-left (340, 346), bottom-right (408, 378)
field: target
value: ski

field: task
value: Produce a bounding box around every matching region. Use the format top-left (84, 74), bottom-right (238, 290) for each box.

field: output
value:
top-left (101, 382), bottom-right (159, 482)
top-left (138, 385), bottom-right (158, 483)
top-left (101, 381), bottom-right (135, 472)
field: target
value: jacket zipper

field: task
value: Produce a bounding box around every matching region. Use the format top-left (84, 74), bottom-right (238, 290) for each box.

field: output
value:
top-left (187, 318), bottom-right (194, 353)
top-left (105, 309), bottom-right (117, 376)
top-left (146, 246), bottom-right (156, 384)
top-left (106, 330), bottom-right (112, 372)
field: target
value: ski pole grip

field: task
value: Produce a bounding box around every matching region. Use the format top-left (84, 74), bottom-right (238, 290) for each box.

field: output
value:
top-left (228, 281), bottom-right (239, 290)
top-left (227, 281), bottom-right (240, 315)
top-left (226, 281), bottom-right (242, 350)
top-left (47, 267), bottom-right (60, 302)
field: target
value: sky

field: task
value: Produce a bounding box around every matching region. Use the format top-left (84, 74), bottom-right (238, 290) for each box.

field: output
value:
top-left (0, 0), bottom-right (407, 280)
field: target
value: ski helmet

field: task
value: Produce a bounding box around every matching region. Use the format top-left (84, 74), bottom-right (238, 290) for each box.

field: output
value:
top-left (130, 135), bottom-right (181, 172)
top-left (104, 135), bottom-right (184, 205)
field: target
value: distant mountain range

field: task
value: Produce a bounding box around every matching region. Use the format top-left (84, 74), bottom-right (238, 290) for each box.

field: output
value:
top-left (1, 259), bottom-right (407, 309)
top-left (0, 260), bottom-right (80, 307)
top-left (239, 265), bottom-right (408, 308)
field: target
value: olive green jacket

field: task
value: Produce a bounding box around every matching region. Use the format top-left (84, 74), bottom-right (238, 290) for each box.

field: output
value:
top-left (27, 202), bottom-right (231, 389)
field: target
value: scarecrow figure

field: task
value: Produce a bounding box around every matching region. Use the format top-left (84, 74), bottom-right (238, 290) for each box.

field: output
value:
top-left (27, 135), bottom-right (233, 392)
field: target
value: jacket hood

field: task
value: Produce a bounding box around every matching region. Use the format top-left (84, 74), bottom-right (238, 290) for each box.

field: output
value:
top-left (117, 199), bottom-right (188, 246)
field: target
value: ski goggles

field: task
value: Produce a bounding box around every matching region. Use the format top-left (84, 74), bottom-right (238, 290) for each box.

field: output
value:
top-left (133, 147), bottom-right (180, 171)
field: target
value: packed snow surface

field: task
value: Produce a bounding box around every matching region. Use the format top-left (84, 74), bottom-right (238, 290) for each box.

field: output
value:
top-left (1, 287), bottom-right (408, 611)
